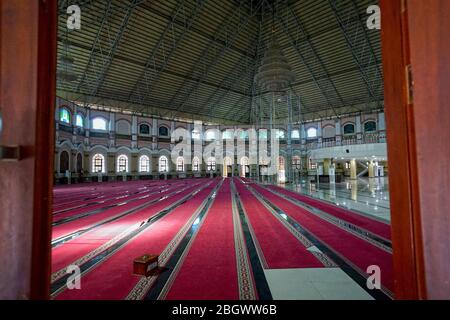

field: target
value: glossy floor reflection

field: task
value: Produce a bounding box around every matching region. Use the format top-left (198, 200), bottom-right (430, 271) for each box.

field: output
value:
top-left (280, 177), bottom-right (391, 222)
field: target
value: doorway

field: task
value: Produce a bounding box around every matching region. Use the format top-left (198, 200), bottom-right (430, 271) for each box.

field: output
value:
top-left (1, 0), bottom-right (449, 300)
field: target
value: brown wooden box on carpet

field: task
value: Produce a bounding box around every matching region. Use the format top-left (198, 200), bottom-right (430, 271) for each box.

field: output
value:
top-left (133, 254), bottom-right (159, 277)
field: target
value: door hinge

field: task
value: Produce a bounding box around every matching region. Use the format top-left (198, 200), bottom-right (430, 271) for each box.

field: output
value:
top-left (0, 145), bottom-right (22, 161)
top-left (406, 64), bottom-right (414, 104)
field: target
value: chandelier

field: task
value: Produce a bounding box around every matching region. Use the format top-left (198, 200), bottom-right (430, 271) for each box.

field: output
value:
top-left (57, 38), bottom-right (78, 83)
top-left (255, 36), bottom-right (295, 92)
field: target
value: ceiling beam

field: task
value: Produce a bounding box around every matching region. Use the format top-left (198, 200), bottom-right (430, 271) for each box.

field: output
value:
top-left (128, 0), bottom-right (208, 111)
top-left (169, 0), bottom-right (265, 114)
top-left (274, 0), bottom-right (345, 117)
top-left (328, 0), bottom-right (384, 107)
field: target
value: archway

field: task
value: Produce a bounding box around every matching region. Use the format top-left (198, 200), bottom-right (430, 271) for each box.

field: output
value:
top-left (240, 156), bottom-right (249, 178)
top-left (223, 157), bottom-right (233, 177)
top-left (59, 151), bottom-right (69, 174)
top-left (277, 156), bottom-right (286, 183)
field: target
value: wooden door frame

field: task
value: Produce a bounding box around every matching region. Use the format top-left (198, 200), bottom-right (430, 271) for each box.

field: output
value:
top-left (31, 0), bottom-right (57, 299)
top-left (380, 0), bottom-right (426, 299)
top-left (4, 0), bottom-right (439, 300)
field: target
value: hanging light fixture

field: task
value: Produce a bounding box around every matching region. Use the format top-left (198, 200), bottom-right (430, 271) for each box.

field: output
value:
top-left (255, 2), bottom-right (295, 93)
top-left (57, 35), bottom-right (78, 83)
top-left (255, 36), bottom-right (295, 92)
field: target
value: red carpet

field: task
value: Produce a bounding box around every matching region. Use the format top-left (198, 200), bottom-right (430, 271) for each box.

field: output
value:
top-left (53, 181), bottom-right (182, 221)
top-left (251, 183), bottom-right (394, 292)
top-left (53, 181), bottom-right (176, 222)
top-left (234, 178), bottom-right (325, 269)
top-left (51, 178), bottom-right (394, 299)
top-left (55, 179), bottom-right (220, 300)
top-left (164, 179), bottom-right (241, 300)
top-left (52, 181), bottom-right (205, 274)
top-left (51, 180), bottom-right (197, 240)
top-left (53, 181), bottom-right (152, 211)
top-left (266, 184), bottom-right (391, 240)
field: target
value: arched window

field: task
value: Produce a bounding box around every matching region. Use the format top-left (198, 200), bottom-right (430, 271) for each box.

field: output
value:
top-left (92, 117), bottom-right (107, 131)
top-left (275, 130), bottom-right (286, 139)
top-left (159, 156), bottom-right (168, 172)
top-left (240, 157), bottom-right (249, 166)
top-left (322, 126), bottom-right (335, 139)
top-left (238, 130), bottom-right (248, 140)
top-left (192, 130), bottom-right (201, 140)
top-left (224, 157), bottom-right (233, 166)
top-left (205, 130), bottom-right (217, 140)
top-left (259, 130), bottom-right (268, 140)
top-left (59, 151), bottom-right (69, 173)
top-left (240, 157), bottom-right (250, 177)
top-left (364, 121), bottom-right (377, 132)
top-left (192, 157), bottom-right (200, 172)
top-left (116, 120), bottom-right (131, 135)
top-left (291, 130), bottom-right (300, 139)
top-left (76, 153), bottom-right (83, 173)
top-left (139, 123), bottom-right (151, 135)
top-left (117, 154), bottom-right (128, 173)
top-left (159, 126), bottom-right (169, 137)
top-left (292, 156), bottom-right (301, 170)
top-left (343, 123), bottom-right (355, 135)
top-left (176, 157), bottom-right (184, 172)
top-left (222, 131), bottom-right (233, 140)
top-left (60, 108), bottom-right (70, 124)
top-left (139, 155), bottom-right (150, 173)
top-left (307, 127), bottom-right (317, 138)
top-left (207, 157), bottom-right (216, 171)
top-left (92, 154), bottom-right (105, 173)
top-left (76, 114), bottom-right (84, 127)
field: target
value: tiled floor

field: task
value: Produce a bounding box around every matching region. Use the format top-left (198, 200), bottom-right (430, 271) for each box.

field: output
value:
top-left (264, 268), bottom-right (374, 300)
top-left (281, 177), bottom-right (391, 222)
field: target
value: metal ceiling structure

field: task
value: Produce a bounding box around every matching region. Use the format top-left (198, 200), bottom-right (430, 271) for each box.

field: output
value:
top-left (57, 0), bottom-right (383, 124)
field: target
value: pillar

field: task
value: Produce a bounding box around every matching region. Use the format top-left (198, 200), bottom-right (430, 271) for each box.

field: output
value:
top-left (323, 158), bottom-right (331, 175)
top-left (350, 159), bottom-right (357, 180)
top-left (335, 118), bottom-right (342, 146)
top-left (107, 152), bottom-right (115, 181)
top-left (131, 115), bottom-right (137, 149)
top-left (368, 160), bottom-right (375, 178)
top-left (151, 155), bottom-right (159, 179)
top-left (84, 109), bottom-right (90, 146)
top-left (131, 152), bottom-right (138, 180)
top-left (317, 121), bottom-right (322, 147)
top-left (355, 115), bottom-right (362, 144)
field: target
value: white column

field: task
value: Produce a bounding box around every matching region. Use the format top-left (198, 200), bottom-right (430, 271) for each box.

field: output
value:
top-left (350, 159), bottom-right (357, 180)
top-left (131, 115), bottom-right (137, 149)
top-left (152, 118), bottom-right (157, 150)
top-left (355, 115), bottom-right (362, 143)
top-left (109, 113), bottom-right (115, 131)
top-left (152, 119), bottom-right (157, 135)
top-left (335, 118), bottom-right (341, 146)
top-left (356, 115), bottom-right (362, 133)
top-left (109, 112), bottom-right (115, 147)
top-left (84, 109), bottom-right (90, 146)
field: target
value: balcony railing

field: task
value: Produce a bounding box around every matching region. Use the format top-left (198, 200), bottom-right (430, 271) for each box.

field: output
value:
top-left (363, 133), bottom-right (379, 144)
top-left (322, 137), bottom-right (336, 148)
top-left (342, 135), bottom-right (357, 145)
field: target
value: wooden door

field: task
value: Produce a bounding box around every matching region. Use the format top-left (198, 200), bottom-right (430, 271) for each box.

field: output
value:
top-left (381, 0), bottom-right (450, 299)
top-left (0, 0), bottom-right (56, 299)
